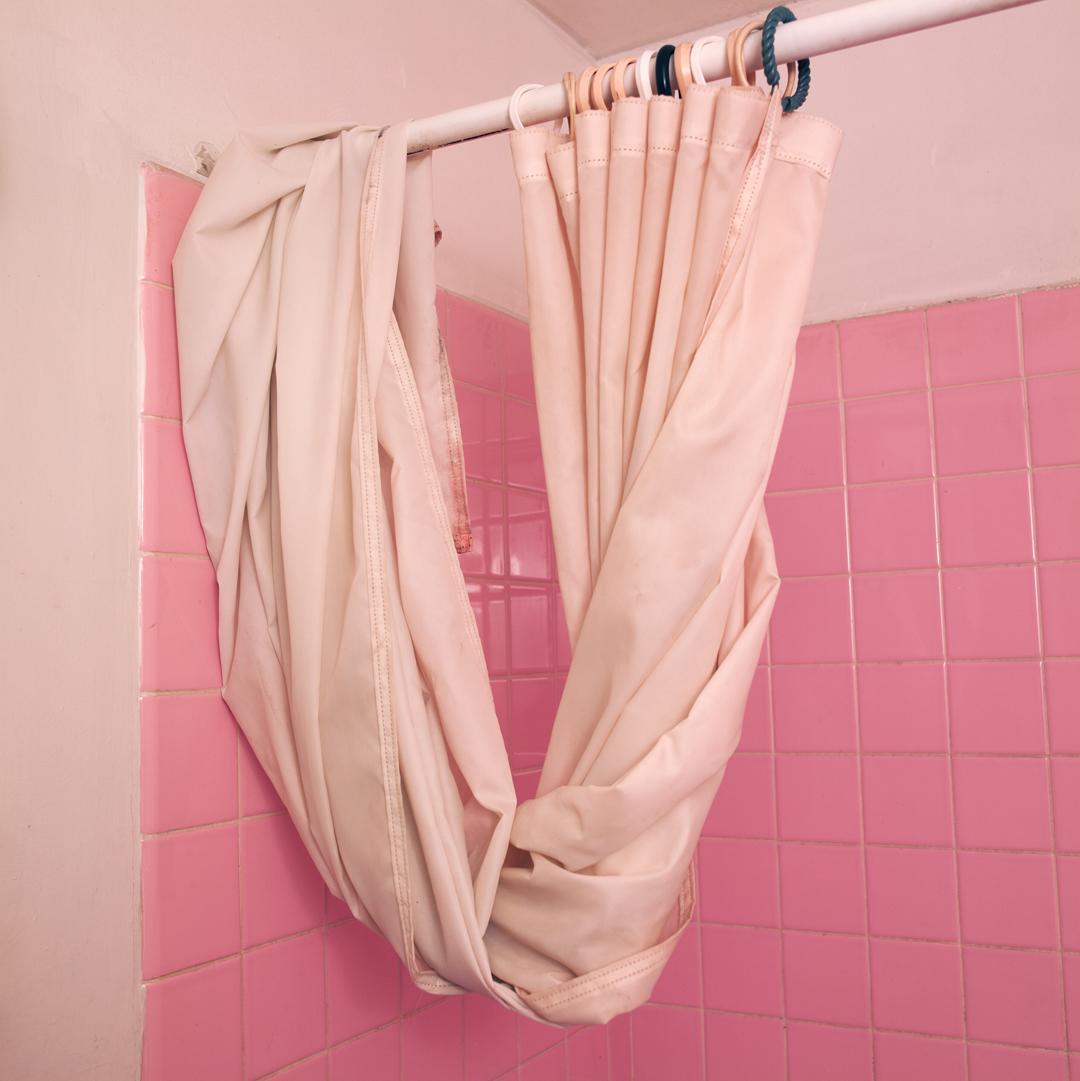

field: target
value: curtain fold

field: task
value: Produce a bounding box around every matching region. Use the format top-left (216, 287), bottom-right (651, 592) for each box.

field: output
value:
top-left (173, 86), bottom-right (841, 1027)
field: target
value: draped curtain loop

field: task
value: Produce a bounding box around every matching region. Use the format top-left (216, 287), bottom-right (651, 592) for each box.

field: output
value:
top-left (174, 85), bottom-right (841, 1028)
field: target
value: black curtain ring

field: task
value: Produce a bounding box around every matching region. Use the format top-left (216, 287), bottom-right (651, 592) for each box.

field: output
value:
top-left (761, 6), bottom-right (811, 113)
top-left (655, 44), bottom-right (676, 96)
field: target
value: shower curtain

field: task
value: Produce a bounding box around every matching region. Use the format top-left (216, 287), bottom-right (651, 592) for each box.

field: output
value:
top-left (173, 87), bottom-right (840, 1025)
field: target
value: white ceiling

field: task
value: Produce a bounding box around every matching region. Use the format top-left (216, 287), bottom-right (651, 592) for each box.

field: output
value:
top-left (524, 0), bottom-right (769, 57)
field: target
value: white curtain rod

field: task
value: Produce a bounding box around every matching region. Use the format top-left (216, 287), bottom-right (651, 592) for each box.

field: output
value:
top-left (406, 0), bottom-right (1045, 153)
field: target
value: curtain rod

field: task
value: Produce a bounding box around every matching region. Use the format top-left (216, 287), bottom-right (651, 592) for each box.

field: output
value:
top-left (406, 0), bottom-right (1044, 153)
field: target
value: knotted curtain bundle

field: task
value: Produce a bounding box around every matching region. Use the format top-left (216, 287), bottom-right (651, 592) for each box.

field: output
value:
top-left (174, 85), bottom-right (840, 1025)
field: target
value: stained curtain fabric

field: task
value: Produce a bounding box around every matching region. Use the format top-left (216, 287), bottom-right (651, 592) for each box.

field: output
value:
top-left (174, 86), bottom-right (840, 1027)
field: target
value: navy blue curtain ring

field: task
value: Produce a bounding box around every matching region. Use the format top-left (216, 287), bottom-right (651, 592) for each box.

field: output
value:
top-left (655, 44), bottom-right (676, 96)
top-left (761, 6), bottom-right (811, 113)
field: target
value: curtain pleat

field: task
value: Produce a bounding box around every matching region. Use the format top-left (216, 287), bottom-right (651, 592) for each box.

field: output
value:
top-left (174, 87), bottom-right (842, 1028)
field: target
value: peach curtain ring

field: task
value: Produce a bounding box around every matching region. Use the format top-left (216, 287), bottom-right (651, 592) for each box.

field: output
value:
top-left (636, 48), bottom-right (654, 100)
top-left (590, 62), bottom-right (618, 109)
top-left (690, 35), bottom-right (725, 84)
top-left (730, 20), bottom-right (797, 97)
top-left (508, 83), bottom-right (544, 131)
top-left (674, 42), bottom-right (694, 97)
top-left (576, 66), bottom-right (597, 112)
top-left (562, 71), bottom-right (578, 140)
top-left (611, 56), bottom-right (635, 101)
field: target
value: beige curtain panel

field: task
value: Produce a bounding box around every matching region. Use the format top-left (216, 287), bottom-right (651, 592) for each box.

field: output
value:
top-left (174, 84), bottom-right (840, 1026)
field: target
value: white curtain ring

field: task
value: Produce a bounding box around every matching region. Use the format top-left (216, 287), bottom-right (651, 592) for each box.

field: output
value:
top-left (690, 35), bottom-right (726, 85)
top-left (508, 83), bottom-right (544, 131)
top-left (636, 49), bottom-right (654, 100)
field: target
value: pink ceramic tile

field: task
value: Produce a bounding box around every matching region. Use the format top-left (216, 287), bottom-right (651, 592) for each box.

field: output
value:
top-left (862, 756), bottom-right (953, 846)
top-left (933, 380), bottom-right (1028, 476)
top-left (703, 753), bottom-right (776, 839)
top-left (1068, 955), bottom-right (1080, 1055)
top-left (142, 418), bottom-right (207, 555)
top-left (701, 924), bottom-right (783, 1014)
top-left (853, 572), bottom-right (943, 661)
top-left (777, 755), bottom-right (861, 843)
top-left (329, 1026), bottom-right (399, 1081)
top-left (866, 845), bottom-right (959, 940)
top-left (772, 665), bottom-right (856, 752)
top-left (858, 663), bottom-right (948, 752)
top-left (1060, 855), bottom-right (1080, 951)
top-left (520, 1045), bottom-right (565, 1081)
top-left (737, 666), bottom-right (771, 752)
top-left (237, 731), bottom-right (285, 816)
top-left (958, 850), bottom-right (1058, 948)
top-left (768, 402), bottom-right (844, 491)
top-left (845, 392), bottom-right (932, 484)
top-left (141, 555), bottom-right (222, 691)
top-left (456, 385), bottom-right (503, 482)
top-left (142, 825), bottom-right (240, 979)
top-left (444, 293), bottom-right (501, 391)
top-left (1052, 757), bottom-right (1080, 850)
top-left (466, 581), bottom-right (508, 674)
top-left (458, 482), bottom-right (505, 577)
top-left (783, 931), bottom-right (870, 1026)
top-left (1034, 467), bottom-right (1080, 559)
top-left (769, 576), bottom-right (852, 664)
top-left (507, 488), bottom-right (553, 580)
top-left (510, 674), bottom-right (556, 768)
top-left (765, 489), bottom-right (848, 576)
top-left (519, 1014), bottom-right (563, 1061)
top-left (1022, 285), bottom-right (1080, 374)
top-left (513, 770), bottom-right (541, 803)
top-left (874, 1033), bottom-right (965, 1081)
top-left (963, 946), bottom-right (1065, 1049)
top-left (870, 939), bottom-right (964, 1036)
top-left (244, 932), bottom-right (326, 1079)
top-left (142, 282), bottom-right (182, 419)
top-left (949, 661), bottom-right (1046, 754)
top-left (566, 1025), bottom-right (607, 1081)
top-left (325, 887), bottom-right (352, 924)
top-left (1041, 562), bottom-right (1080, 655)
top-left (705, 1012), bottom-right (784, 1081)
top-left (787, 1022), bottom-right (872, 1081)
top-left (927, 296), bottom-right (1021, 386)
top-left (779, 842), bottom-right (865, 933)
top-left (505, 398), bottom-right (546, 490)
top-left (791, 322), bottom-right (839, 405)
top-left (240, 815), bottom-right (325, 947)
top-left (848, 480), bottom-right (937, 572)
top-left (508, 585), bottom-right (554, 671)
top-left (325, 921), bottom-right (401, 1045)
top-left (649, 927), bottom-right (702, 1006)
top-left (1046, 659), bottom-right (1080, 752)
top-left (632, 1005), bottom-right (703, 1081)
top-left (142, 959), bottom-right (242, 1081)
top-left (698, 838), bottom-right (779, 927)
top-left (954, 756), bottom-right (1053, 850)
top-left (143, 166), bottom-right (201, 286)
top-left (968, 1044), bottom-right (1069, 1081)
top-left (402, 999), bottom-right (464, 1081)
top-left (942, 565), bottom-right (1040, 659)
top-left (502, 315), bottom-right (535, 401)
top-left (938, 471), bottom-right (1034, 566)
top-left (1028, 372), bottom-right (1080, 467)
top-left (272, 1058), bottom-right (326, 1081)
top-left (141, 693), bottom-right (237, 832)
top-left (841, 309), bottom-right (927, 397)
top-left (606, 1014), bottom-right (631, 1081)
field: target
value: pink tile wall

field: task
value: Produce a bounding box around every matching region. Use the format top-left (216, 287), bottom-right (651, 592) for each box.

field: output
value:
top-left (140, 164), bottom-right (1080, 1079)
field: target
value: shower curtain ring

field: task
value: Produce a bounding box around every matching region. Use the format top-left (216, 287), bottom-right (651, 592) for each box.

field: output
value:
top-left (655, 44), bottom-right (676, 96)
top-left (761, 6), bottom-right (811, 112)
top-left (508, 84), bottom-right (544, 131)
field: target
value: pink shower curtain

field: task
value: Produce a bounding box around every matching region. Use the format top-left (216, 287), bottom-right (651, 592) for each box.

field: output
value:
top-left (173, 86), bottom-right (840, 1026)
